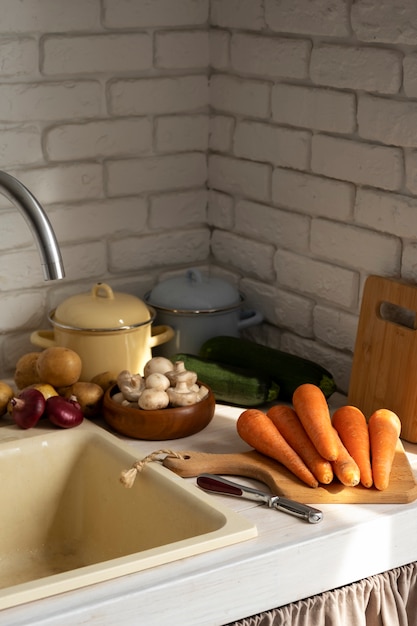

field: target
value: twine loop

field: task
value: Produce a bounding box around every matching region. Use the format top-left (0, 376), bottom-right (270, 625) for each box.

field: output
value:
top-left (120, 449), bottom-right (185, 488)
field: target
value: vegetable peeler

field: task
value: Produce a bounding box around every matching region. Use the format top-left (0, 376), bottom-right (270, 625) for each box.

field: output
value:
top-left (197, 474), bottom-right (323, 524)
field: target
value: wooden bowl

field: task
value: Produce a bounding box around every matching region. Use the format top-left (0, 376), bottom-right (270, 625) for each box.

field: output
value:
top-left (102, 383), bottom-right (216, 440)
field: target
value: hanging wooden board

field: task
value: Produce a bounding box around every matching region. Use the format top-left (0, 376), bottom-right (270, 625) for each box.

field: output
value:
top-left (348, 275), bottom-right (417, 443)
top-left (162, 442), bottom-right (417, 504)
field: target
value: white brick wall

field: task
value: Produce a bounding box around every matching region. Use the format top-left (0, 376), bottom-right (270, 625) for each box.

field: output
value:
top-left (351, 0), bottom-right (417, 45)
top-left (149, 190), bottom-right (207, 229)
top-left (272, 169), bottom-right (354, 220)
top-left (2, 0), bottom-right (417, 396)
top-left (0, 127), bottom-right (43, 167)
top-left (103, 0), bottom-right (208, 28)
top-left (0, 0), bottom-right (100, 32)
top-left (310, 44), bottom-right (402, 93)
top-left (265, 0), bottom-right (350, 37)
top-left (109, 76), bottom-right (209, 116)
top-left (0, 0), bottom-right (211, 377)
top-left (45, 118), bottom-right (153, 161)
top-left (0, 82), bottom-right (102, 121)
top-left (42, 34), bottom-right (153, 75)
top-left (110, 229), bottom-right (210, 272)
top-left (211, 230), bottom-right (276, 281)
top-left (231, 33), bottom-right (311, 79)
top-left (107, 153), bottom-right (207, 196)
top-left (403, 53), bottom-right (417, 97)
top-left (311, 135), bottom-right (403, 190)
top-left (10, 164), bottom-right (104, 204)
top-left (155, 30), bottom-right (209, 69)
top-left (310, 219), bottom-right (401, 275)
top-left (209, 154), bottom-right (271, 202)
top-left (208, 0), bottom-right (417, 394)
top-left (234, 120), bottom-right (310, 170)
top-left (211, 0), bottom-right (264, 30)
top-left (210, 74), bottom-right (269, 118)
top-left (274, 250), bottom-right (359, 309)
top-left (271, 84), bottom-right (356, 134)
top-left (156, 115), bottom-right (209, 153)
top-left (358, 95), bottom-right (417, 146)
top-left (0, 38), bottom-right (38, 76)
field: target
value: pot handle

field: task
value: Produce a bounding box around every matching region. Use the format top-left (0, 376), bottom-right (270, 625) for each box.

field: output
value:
top-left (238, 310), bottom-right (263, 330)
top-left (149, 325), bottom-right (175, 348)
top-left (30, 329), bottom-right (57, 349)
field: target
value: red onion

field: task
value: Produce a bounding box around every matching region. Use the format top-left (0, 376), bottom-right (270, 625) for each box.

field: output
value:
top-left (10, 388), bottom-right (46, 429)
top-left (45, 395), bottom-right (84, 429)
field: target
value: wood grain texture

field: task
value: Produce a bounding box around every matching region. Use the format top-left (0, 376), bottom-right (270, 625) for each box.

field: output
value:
top-left (102, 383), bottom-right (215, 440)
top-left (163, 440), bottom-right (417, 504)
top-left (348, 275), bottom-right (417, 443)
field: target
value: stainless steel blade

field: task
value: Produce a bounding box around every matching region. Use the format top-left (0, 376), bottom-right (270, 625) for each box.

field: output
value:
top-left (197, 474), bottom-right (323, 524)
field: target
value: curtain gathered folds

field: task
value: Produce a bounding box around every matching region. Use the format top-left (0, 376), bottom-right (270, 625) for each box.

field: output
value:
top-left (229, 562), bottom-right (417, 626)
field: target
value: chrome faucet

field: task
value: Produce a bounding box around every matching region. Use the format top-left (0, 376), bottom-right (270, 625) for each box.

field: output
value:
top-left (0, 170), bottom-right (65, 280)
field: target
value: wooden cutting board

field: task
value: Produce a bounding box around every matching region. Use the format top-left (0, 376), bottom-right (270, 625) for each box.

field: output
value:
top-left (348, 275), bottom-right (417, 443)
top-left (163, 441), bottom-right (417, 504)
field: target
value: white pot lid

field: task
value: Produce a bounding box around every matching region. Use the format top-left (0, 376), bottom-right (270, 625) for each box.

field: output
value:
top-left (51, 283), bottom-right (153, 331)
top-left (146, 269), bottom-right (241, 313)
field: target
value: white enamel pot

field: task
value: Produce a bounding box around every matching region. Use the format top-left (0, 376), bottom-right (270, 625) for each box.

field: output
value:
top-left (145, 269), bottom-right (263, 357)
top-left (30, 283), bottom-right (174, 381)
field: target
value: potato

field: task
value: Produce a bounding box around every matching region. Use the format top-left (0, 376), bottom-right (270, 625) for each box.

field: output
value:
top-left (62, 381), bottom-right (104, 418)
top-left (0, 381), bottom-right (14, 416)
top-left (14, 352), bottom-right (41, 389)
top-left (36, 346), bottom-right (82, 388)
top-left (90, 371), bottom-right (117, 392)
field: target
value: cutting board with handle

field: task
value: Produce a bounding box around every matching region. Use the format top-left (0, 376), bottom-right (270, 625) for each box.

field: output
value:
top-left (348, 275), bottom-right (417, 443)
top-left (163, 443), bottom-right (417, 504)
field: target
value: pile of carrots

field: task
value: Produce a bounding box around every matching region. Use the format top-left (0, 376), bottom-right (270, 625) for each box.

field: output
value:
top-left (237, 383), bottom-right (402, 491)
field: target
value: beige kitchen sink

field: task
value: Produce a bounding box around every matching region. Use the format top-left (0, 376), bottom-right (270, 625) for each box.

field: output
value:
top-left (0, 419), bottom-right (256, 610)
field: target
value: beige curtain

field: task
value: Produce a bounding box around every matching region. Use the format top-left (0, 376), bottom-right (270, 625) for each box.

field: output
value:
top-left (229, 562), bottom-right (417, 626)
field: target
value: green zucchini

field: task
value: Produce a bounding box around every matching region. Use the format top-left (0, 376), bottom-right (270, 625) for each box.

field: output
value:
top-left (199, 336), bottom-right (336, 401)
top-left (170, 353), bottom-right (280, 407)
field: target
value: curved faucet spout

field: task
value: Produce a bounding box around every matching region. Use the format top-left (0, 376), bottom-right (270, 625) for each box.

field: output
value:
top-left (0, 170), bottom-right (65, 281)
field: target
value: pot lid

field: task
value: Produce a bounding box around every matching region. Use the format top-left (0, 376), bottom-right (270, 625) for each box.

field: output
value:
top-left (147, 269), bottom-right (241, 312)
top-left (53, 283), bottom-right (152, 330)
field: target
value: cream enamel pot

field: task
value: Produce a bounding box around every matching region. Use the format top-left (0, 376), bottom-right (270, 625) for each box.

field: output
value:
top-left (145, 269), bottom-right (263, 356)
top-left (30, 283), bottom-right (174, 381)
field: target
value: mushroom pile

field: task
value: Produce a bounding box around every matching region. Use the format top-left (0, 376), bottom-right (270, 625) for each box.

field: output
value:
top-left (113, 356), bottom-right (209, 411)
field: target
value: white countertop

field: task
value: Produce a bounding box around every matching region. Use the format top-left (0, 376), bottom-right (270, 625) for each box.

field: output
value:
top-left (2, 394), bottom-right (417, 626)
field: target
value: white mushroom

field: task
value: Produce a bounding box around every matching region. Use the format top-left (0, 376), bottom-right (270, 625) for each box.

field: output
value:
top-left (112, 391), bottom-right (127, 404)
top-left (196, 385), bottom-right (209, 401)
top-left (177, 369), bottom-right (198, 387)
top-left (143, 356), bottom-right (173, 377)
top-left (138, 388), bottom-right (170, 410)
top-left (112, 391), bottom-right (137, 407)
top-left (166, 361), bottom-right (198, 387)
top-left (117, 369), bottom-right (145, 401)
top-left (165, 360), bottom-right (186, 385)
top-left (145, 372), bottom-right (170, 391)
top-left (167, 380), bottom-right (198, 407)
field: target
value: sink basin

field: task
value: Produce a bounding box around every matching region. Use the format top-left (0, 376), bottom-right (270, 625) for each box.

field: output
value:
top-left (0, 420), bottom-right (256, 610)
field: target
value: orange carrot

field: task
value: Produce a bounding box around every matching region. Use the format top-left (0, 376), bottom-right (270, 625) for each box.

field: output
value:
top-left (267, 405), bottom-right (334, 484)
top-left (332, 405), bottom-right (373, 488)
top-left (237, 408), bottom-right (319, 488)
top-left (368, 408), bottom-right (401, 491)
top-left (292, 383), bottom-right (339, 461)
top-left (331, 428), bottom-right (361, 487)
